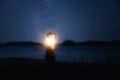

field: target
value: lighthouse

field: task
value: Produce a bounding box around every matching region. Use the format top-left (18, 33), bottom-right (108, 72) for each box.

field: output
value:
top-left (44, 32), bottom-right (56, 63)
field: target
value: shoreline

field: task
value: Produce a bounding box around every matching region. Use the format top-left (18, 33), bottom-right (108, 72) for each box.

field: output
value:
top-left (0, 58), bottom-right (119, 79)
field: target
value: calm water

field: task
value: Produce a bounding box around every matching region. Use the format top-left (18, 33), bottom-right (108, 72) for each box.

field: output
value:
top-left (0, 46), bottom-right (120, 63)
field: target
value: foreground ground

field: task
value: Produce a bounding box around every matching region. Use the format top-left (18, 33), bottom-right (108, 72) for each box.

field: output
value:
top-left (0, 58), bottom-right (119, 79)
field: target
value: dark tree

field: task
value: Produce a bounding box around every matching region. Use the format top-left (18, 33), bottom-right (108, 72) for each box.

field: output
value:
top-left (62, 40), bottom-right (75, 46)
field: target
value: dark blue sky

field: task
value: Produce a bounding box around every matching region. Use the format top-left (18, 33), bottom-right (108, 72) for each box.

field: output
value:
top-left (0, 0), bottom-right (120, 43)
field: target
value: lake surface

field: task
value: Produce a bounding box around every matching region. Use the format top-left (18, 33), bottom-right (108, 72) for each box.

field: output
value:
top-left (0, 46), bottom-right (120, 63)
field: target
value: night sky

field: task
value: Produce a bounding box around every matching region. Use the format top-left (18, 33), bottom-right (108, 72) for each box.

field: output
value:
top-left (0, 0), bottom-right (120, 43)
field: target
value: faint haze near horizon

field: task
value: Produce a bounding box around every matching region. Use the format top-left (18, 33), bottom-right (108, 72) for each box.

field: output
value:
top-left (0, 0), bottom-right (120, 43)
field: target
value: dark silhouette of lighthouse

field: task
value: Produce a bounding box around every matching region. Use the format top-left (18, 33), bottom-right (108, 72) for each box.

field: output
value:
top-left (44, 32), bottom-right (56, 63)
top-left (45, 47), bottom-right (55, 63)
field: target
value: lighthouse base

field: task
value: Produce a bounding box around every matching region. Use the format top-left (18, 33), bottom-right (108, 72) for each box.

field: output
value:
top-left (45, 48), bottom-right (56, 63)
top-left (45, 54), bottom-right (56, 63)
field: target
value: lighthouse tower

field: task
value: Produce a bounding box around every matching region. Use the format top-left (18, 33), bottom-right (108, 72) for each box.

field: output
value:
top-left (44, 32), bottom-right (56, 63)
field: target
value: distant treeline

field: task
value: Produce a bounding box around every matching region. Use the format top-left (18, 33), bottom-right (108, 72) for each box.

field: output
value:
top-left (62, 40), bottom-right (120, 46)
top-left (0, 40), bottom-right (120, 46)
top-left (0, 41), bottom-right (41, 46)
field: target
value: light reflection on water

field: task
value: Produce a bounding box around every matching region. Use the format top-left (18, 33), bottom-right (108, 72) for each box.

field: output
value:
top-left (0, 46), bottom-right (120, 63)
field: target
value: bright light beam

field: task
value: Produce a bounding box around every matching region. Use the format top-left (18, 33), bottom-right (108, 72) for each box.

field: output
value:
top-left (44, 32), bottom-right (56, 50)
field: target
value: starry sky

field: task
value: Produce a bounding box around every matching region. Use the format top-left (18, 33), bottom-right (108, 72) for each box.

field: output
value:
top-left (0, 0), bottom-right (120, 43)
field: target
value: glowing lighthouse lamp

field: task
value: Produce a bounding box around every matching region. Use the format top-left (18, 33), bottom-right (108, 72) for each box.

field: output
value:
top-left (44, 32), bottom-right (56, 63)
